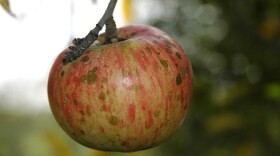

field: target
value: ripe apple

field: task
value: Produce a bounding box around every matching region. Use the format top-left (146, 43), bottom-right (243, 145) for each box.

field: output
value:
top-left (48, 25), bottom-right (193, 152)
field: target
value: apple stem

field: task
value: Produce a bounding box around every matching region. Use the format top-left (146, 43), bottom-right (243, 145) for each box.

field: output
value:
top-left (63, 0), bottom-right (119, 64)
top-left (105, 16), bottom-right (118, 44)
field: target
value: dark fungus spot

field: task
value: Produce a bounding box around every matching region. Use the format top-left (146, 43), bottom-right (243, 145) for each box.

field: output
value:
top-left (160, 59), bottom-right (169, 68)
top-left (90, 67), bottom-right (98, 73)
top-left (87, 75), bottom-right (96, 83)
top-left (176, 52), bottom-right (182, 60)
top-left (176, 74), bottom-right (182, 85)
top-left (121, 141), bottom-right (130, 147)
top-left (79, 110), bottom-right (85, 116)
top-left (81, 55), bottom-right (90, 62)
top-left (110, 115), bottom-right (119, 126)
top-left (154, 110), bottom-right (161, 117)
top-left (81, 67), bottom-right (97, 84)
top-left (61, 71), bottom-right (65, 77)
top-left (80, 130), bottom-right (85, 135)
top-left (99, 92), bottom-right (106, 101)
top-left (164, 40), bottom-right (172, 54)
top-left (145, 47), bottom-right (152, 53)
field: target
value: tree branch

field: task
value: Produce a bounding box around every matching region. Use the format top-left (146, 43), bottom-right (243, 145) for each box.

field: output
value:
top-left (63, 0), bottom-right (118, 64)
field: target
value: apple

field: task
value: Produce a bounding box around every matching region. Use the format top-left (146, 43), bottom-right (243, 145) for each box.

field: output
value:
top-left (48, 25), bottom-right (193, 152)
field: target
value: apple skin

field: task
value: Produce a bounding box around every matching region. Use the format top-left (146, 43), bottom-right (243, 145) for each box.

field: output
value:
top-left (48, 25), bottom-right (193, 152)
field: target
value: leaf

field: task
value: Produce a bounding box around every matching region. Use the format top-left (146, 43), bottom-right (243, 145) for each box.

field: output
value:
top-left (122, 0), bottom-right (132, 23)
top-left (0, 0), bottom-right (15, 16)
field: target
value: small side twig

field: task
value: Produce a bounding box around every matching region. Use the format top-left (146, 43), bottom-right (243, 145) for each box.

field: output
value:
top-left (63, 0), bottom-right (118, 64)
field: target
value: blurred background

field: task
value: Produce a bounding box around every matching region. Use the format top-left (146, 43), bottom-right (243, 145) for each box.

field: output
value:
top-left (1, 0), bottom-right (280, 155)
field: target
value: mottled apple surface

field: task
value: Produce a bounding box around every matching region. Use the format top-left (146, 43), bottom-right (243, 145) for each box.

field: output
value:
top-left (48, 25), bottom-right (193, 152)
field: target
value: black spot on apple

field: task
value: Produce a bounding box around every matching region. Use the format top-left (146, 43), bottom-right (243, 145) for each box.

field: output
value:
top-left (176, 52), bottom-right (182, 60)
top-left (121, 141), bottom-right (130, 147)
top-left (154, 110), bottom-right (161, 117)
top-left (110, 115), bottom-right (119, 126)
top-left (99, 92), bottom-right (106, 101)
top-left (163, 39), bottom-right (172, 54)
top-left (80, 130), bottom-right (85, 135)
top-left (61, 71), bottom-right (65, 77)
top-left (79, 110), bottom-right (85, 116)
top-left (81, 55), bottom-right (90, 62)
top-left (176, 74), bottom-right (182, 85)
top-left (145, 47), bottom-right (151, 53)
top-left (81, 67), bottom-right (97, 84)
top-left (160, 59), bottom-right (169, 68)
